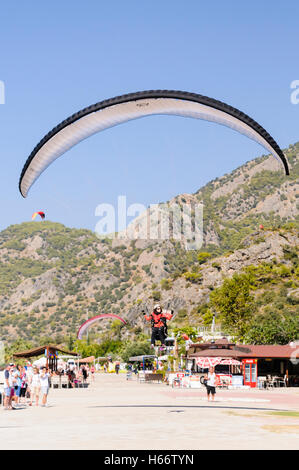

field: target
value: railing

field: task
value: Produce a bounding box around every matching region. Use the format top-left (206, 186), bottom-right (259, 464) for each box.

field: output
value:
top-left (198, 325), bottom-right (224, 334)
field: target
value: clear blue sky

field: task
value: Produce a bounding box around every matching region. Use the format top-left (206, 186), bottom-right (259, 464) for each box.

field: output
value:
top-left (0, 0), bottom-right (298, 232)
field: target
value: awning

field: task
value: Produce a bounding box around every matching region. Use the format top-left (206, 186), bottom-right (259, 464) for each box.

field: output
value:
top-left (79, 356), bottom-right (95, 363)
top-left (13, 345), bottom-right (78, 358)
top-left (129, 355), bottom-right (157, 362)
top-left (195, 357), bottom-right (222, 369)
top-left (220, 358), bottom-right (242, 365)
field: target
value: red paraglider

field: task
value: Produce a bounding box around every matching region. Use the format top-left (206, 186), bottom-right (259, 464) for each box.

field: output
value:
top-left (77, 314), bottom-right (127, 339)
top-left (32, 211), bottom-right (45, 220)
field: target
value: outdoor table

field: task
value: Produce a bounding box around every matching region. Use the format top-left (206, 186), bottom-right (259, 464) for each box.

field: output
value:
top-left (273, 376), bottom-right (286, 387)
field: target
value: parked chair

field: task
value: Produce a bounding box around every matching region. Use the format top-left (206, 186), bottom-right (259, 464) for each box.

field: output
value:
top-left (276, 377), bottom-right (287, 387)
top-left (221, 377), bottom-right (230, 389)
top-left (60, 376), bottom-right (69, 388)
top-left (51, 376), bottom-right (60, 389)
top-left (266, 376), bottom-right (275, 389)
top-left (258, 376), bottom-right (267, 389)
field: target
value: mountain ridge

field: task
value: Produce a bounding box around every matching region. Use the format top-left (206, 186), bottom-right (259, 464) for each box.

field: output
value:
top-left (0, 141), bottom-right (298, 345)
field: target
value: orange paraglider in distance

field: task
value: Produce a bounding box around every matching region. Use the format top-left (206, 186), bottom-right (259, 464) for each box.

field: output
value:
top-left (32, 211), bottom-right (45, 220)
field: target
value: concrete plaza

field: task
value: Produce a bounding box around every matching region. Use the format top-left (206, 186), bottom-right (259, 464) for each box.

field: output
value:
top-left (1, 372), bottom-right (299, 450)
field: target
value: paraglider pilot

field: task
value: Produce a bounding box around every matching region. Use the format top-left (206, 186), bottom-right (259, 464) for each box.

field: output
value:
top-left (143, 304), bottom-right (174, 350)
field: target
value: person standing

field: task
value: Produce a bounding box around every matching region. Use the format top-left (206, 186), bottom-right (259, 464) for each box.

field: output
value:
top-left (29, 368), bottom-right (41, 406)
top-left (81, 365), bottom-right (88, 383)
top-left (39, 367), bottom-right (50, 407)
top-left (206, 367), bottom-right (217, 402)
top-left (20, 367), bottom-right (28, 405)
top-left (13, 365), bottom-right (22, 406)
top-left (26, 363), bottom-right (34, 402)
top-left (90, 365), bottom-right (95, 382)
top-left (3, 364), bottom-right (13, 410)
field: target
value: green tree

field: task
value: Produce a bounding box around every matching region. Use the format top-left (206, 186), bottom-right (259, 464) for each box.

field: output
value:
top-left (151, 291), bottom-right (161, 301)
top-left (67, 335), bottom-right (75, 351)
top-left (4, 339), bottom-right (34, 363)
top-left (197, 252), bottom-right (212, 264)
top-left (120, 340), bottom-right (151, 363)
top-left (210, 273), bottom-right (254, 339)
top-left (110, 320), bottom-right (125, 340)
top-left (243, 312), bottom-right (299, 344)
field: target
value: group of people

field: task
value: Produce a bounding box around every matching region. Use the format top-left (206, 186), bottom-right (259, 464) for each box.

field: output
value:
top-left (3, 362), bottom-right (95, 410)
top-left (3, 363), bottom-right (50, 410)
top-left (61, 364), bottom-right (93, 387)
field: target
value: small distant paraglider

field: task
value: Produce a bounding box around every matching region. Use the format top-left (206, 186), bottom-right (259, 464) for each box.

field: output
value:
top-left (32, 211), bottom-right (45, 221)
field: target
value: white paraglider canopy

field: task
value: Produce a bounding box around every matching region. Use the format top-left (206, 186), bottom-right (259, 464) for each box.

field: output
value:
top-left (19, 90), bottom-right (289, 197)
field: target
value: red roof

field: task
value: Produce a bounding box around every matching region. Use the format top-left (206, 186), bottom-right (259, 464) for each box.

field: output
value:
top-left (190, 349), bottom-right (240, 358)
top-left (239, 344), bottom-right (297, 359)
top-left (189, 343), bottom-right (297, 359)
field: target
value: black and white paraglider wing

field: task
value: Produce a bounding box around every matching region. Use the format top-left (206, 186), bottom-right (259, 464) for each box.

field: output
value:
top-left (19, 90), bottom-right (289, 197)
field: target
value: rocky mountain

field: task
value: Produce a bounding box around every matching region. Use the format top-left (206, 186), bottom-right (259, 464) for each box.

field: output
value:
top-left (0, 142), bottom-right (298, 345)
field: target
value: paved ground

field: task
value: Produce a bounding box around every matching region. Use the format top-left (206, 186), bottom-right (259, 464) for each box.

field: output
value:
top-left (1, 373), bottom-right (299, 450)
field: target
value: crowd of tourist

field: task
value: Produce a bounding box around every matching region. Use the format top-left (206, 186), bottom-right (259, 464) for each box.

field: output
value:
top-left (2, 362), bottom-right (92, 410)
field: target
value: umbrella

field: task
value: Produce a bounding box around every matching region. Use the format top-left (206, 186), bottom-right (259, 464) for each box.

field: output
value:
top-left (195, 357), bottom-right (222, 369)
top-left (219, 358), bottom-right (242, 375)
top-left (220, 359), bottom-right (241, 365)
top-left (32, 357), bottom-right (47, 367)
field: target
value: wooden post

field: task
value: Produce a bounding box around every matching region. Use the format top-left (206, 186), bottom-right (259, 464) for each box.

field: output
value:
top-left (46, 347), bottom-right (49, 369)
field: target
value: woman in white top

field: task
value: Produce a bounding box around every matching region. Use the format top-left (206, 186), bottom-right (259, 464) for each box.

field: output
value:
top-left (39, 367), bottom-right (50, 407)
top-left (29, 367), bottom-right (41, 406)
top-left (205, 367), bottom-right (216, 401)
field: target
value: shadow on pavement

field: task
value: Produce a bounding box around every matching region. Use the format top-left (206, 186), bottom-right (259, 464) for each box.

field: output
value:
top-left (87, 404), bottom-right (289, 412)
